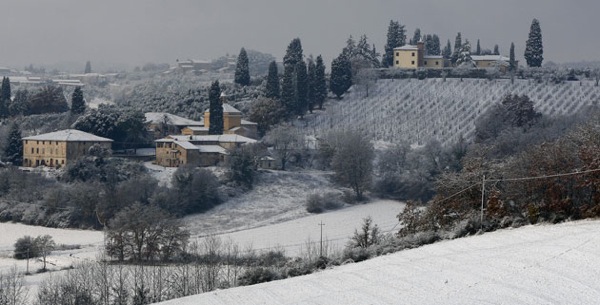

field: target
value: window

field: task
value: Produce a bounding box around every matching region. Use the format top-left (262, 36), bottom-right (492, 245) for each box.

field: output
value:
top-left (424, 61), bottom-right (428, 65)
top-left (411, 61), bottom-right (415, 65)
top-left (395, 52), bottom-right (399, 56)
top-left (396, 60), bottom-right (399, 65)
top-left (436, 61), bottom-right (439, 65)
top-left (36, 148), bottom-right (39, 154)
top-left (31, 148), bottom-right (34, 154)
top-left (412, 52), bottom-right (415, 56)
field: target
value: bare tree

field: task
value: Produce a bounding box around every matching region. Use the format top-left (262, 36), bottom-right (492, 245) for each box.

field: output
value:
top-left (0, 266), bottom-right (29, 305)
top-left (35, 235), bottom-right (55, 272)
top-left (264, 125), bottom-right (302, 170)
top-left (330, 130), bottom-right (374, 201)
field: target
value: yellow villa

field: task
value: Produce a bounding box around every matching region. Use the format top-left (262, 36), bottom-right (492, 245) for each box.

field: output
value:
top-left (22, 129), bottom-right (113, 168)
top-left (393, 41), bottom-right (444, 69)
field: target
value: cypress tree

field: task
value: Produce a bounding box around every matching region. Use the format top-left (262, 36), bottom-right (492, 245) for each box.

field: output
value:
top-left (3, 123), bottom-right (22, 165)
top-left (265, 61), bottom-right (280, 99)
top-left (314, 55), bottom-right (327, 110)
top-left (84, 61), bottom-right (92, 74)
top-left (476, 39), bottom-right (481, 55)
top-left (70, 87), bottom-right (86, 115)
top-left (493, 44), bottom-right (500, 55)
top-left (295, 60), bottom-right (308, 117)
top-left (509, 42), bottom-right (517, 71)
top-left (443, 39), bottom-right (452, 60)
top-left (330, 53), bottom-right (352, 99)
top-left (524, 18), bottom-right (543, 67)
top-left (283, 38), bottom-right (303, 68)
top-left (451, 32), bottom-right (462, 65)
top-left (0, 77), bottom-right (9, 118)
top-left (307, 59), bottom-right (316, 113)
top-left (208, 80), bottom-right (223, 135)
top-left (234, 47), bottom-right (251, 86)
top-left (281, 65), bottom-right (295, 117)
top-left (411, 28), bottom-right (421, 45)
top-left (431, 34), bottom-right (441, 56)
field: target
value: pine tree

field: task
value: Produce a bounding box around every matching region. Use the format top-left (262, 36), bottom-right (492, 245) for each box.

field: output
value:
top-left (456, 40), bottom-right (473, 67)
top-left (330, 53), bottom-right (352, 99)
top-left (234, 47), bottom-right (251, 86)
top-left (265, 61), bottom-right (280, 99)
top-left (208, 80), bottom-right (223, 135)
top-left (70, 87), bottom-right (86, 115)
top-left (476, 39), bottom-right (481, 55)
top-left (3, 123), bottom-right (22, 165)
top-left (382, 20), bottom-right (406, 67)
top-left (451, 32), bottom-right (462, 65)
top-left (307, 59), bottom-right (316, 113)
top-left (524, 18), bottom-right (543, 67)
top-left (411, 28), bottom-right (421, 45)
top-left (84, 61), bottom-right (92, 74)
top-left (295, 60), bottom-right (308, 118)
top-left (443, 39), bottom-right (452, 59)
top-left (493, 44), bottom-right (500, 55)
top-left (281, 65), bottom-right (295, 117)
top-left (314, 55), bottom-right (327, 110)
top-left (509, 42), bottom-right (517, 72)
top-left (431, 34), bottom-right (441, 55)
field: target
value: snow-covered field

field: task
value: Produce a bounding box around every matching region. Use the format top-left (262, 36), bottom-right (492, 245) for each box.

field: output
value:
top-left (156, 219), bottom-right (600, 305)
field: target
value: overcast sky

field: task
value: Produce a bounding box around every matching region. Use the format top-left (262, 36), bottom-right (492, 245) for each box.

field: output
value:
top-left (0, 0), bottom-right (597, 71)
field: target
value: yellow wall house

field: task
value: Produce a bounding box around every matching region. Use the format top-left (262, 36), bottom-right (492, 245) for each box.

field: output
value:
top-left (155, 134), bottom-right (257, 167)
top-left (471, 55), bottom-right (514, 72)
top-left (203, 98), bottom-right (258, 139)
top-left (22, 129), bottom-right (113, 168)
top-left (393, 41), bottom-right (444, 69)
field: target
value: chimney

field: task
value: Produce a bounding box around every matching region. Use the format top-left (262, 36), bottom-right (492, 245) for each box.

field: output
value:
top-left (417, 40), bottom-right (425, 67)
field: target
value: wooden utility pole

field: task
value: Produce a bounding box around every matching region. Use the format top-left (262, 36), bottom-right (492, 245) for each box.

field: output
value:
top-left (319, 221), bottom-right (325, 257)
top-left (480, 175), bottom-right (486, 231)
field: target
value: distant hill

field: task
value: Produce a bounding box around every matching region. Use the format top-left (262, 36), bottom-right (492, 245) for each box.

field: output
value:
top-left (305, 78), bottom-right (600, 146)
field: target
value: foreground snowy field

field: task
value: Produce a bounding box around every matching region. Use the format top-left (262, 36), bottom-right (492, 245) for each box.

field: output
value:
top-left (156, 219), bottom-right (600, 305)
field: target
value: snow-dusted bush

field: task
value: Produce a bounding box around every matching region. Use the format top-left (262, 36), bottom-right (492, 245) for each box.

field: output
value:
top-left (305, 192), bottom-right (343, 214)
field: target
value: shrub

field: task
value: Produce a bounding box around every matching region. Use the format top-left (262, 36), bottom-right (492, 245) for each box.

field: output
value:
top-left (14, 235), bottom-right (38, 259)
top-left (305, 192), bottom-right (343, 213)
top-left (238, 267), bottom-right (280, 286)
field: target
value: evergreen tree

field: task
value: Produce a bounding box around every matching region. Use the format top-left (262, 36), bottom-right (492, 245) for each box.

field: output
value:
top-left (283, 38), bottom-right (303, 68)
top-left (424, 35), bottom-right (433, 55)
top-left (456, 40), bottom-right (473, 67)
top-left (411, 28), bottom-right (421, 45)
top-left (234, 47), bottom-right (251, 86)
top-left (451, 32), bottom-right (462, 65)
top-left (314, 55), bottom-right (327, 110)
top-left (307, 58), bottom-right (316, 113)
top-left (70, 87), bottom-right (86, 115)
top-left (84, 61), bottom-right (92, 74)
top-left (3, 123), bottom-right (22, 165)
top-left (0, 77), bottom-right (9, 118)
top-left (265, 61), bottom-right (280, 99)
top-left (281, 65), bottom-right (295, 117)
top-left (443, 39), bottom-right (452, 59)
top-left (382, 20), bottom-right (406, 67)
top-left (208, 81), bottom-right (223, 135)
top-left (493, 44), bottom-right (500, 55)
top-left (476, 39), bottom-right (481, 55)
top-left (509, 42), bottom-right (517, 72)
top-left (295, 60), bottom-right (308, 117)
top-left (330, 53), bottom-right (352, 99)
top-left (431, 34), bottom-right (441, 56)
top-left (524, 18), bottom-right (543, 67)
top-left (9, 89), bottom-right (28, 116)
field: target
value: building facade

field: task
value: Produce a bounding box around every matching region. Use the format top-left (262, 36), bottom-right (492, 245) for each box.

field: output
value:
top-left (22, 129), bottom-right (113, 168)
top-left (393, 41), bottom-right (444, 70)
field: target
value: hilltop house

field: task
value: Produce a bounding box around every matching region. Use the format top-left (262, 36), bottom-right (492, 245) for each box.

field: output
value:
top-left (155, 134), bottom-right (256, 167)
top-left (22, 129), bottom-right (113, 168)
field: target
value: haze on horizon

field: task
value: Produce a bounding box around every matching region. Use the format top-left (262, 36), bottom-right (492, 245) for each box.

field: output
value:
top-left (0, 0), bottom-right (597, 71)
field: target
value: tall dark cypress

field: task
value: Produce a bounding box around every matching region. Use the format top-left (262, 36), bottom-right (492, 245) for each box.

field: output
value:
top-left (475, 39), bottom-right (481, 55)
top-left (382, 20), bottom-right (405, 67)
top-left (265, 61), bottom-right (280, 99)
top-left (281, 66), bottom-right (295, 117)
top-left (451, 32), bottom-right (462, 65)
top-left (509, 42), bottom-right (517, 71)
top-left (283, 38), bottom-right (303, 68)
top-left (307, 59), bottom-right (316, 113)
top-left (0, 77), bottom-right (10, 118)
top-left (234, 47), bottom-right (250, 86)
top-left (524, 18), bottom-right (543, 67)
top-left (70, 87), bottom-right (86, 114)
top-left (314, 55), bottom-right (327, 110)
top-left (330, 53), bottom-right (352, 99)
top-left (295, 60), bottom-right (308, 117)
top-left (208, 80), bottom-right (223, 135)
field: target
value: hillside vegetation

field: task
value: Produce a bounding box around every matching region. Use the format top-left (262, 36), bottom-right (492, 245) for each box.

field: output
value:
top-left (307, 78), bottom-right (599, 146)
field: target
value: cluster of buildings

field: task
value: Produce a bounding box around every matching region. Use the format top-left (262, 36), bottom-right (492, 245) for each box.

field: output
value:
top-left (21, 96), bottom-right (263, 169)
top-left (393, 40), bottom-right (514, 72)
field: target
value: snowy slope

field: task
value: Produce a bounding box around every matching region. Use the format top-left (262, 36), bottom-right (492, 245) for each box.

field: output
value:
top-left (156, 219), bottom-right (600, 305)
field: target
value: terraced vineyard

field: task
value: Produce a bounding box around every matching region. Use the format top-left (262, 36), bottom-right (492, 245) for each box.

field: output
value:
top-left (306, 78), bottom-right (600, 146)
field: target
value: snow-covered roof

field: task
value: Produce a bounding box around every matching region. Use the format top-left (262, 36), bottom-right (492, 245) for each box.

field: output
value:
top-left (184, 126), bottom-right (209, 131)
top-left (145, 112), bottom-right (204, 127)
top-left (198, 145), bottom-right (228, 154)
top-left (241, 119), bottom-right (257, 125)
top-left (174, 141), bottom-right (199, 150)
top-left (23, 129), bottom-right (113, 142)
top-left (423, 55), bottom-right (444, 59)
top-left (471, 55), bottom-right (510, 62)
top-left (394, 45), bottom-right (418, 50)
top-left (167, 134), bottom-right (256, 144)
top-left (204, 103), bottom-right (241, 114)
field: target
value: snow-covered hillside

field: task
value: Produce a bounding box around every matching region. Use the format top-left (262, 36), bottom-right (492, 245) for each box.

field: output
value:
top-left (156, 219), bottom-right (600, 305)
top-left (307, 78), bottom-right (600, 146)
